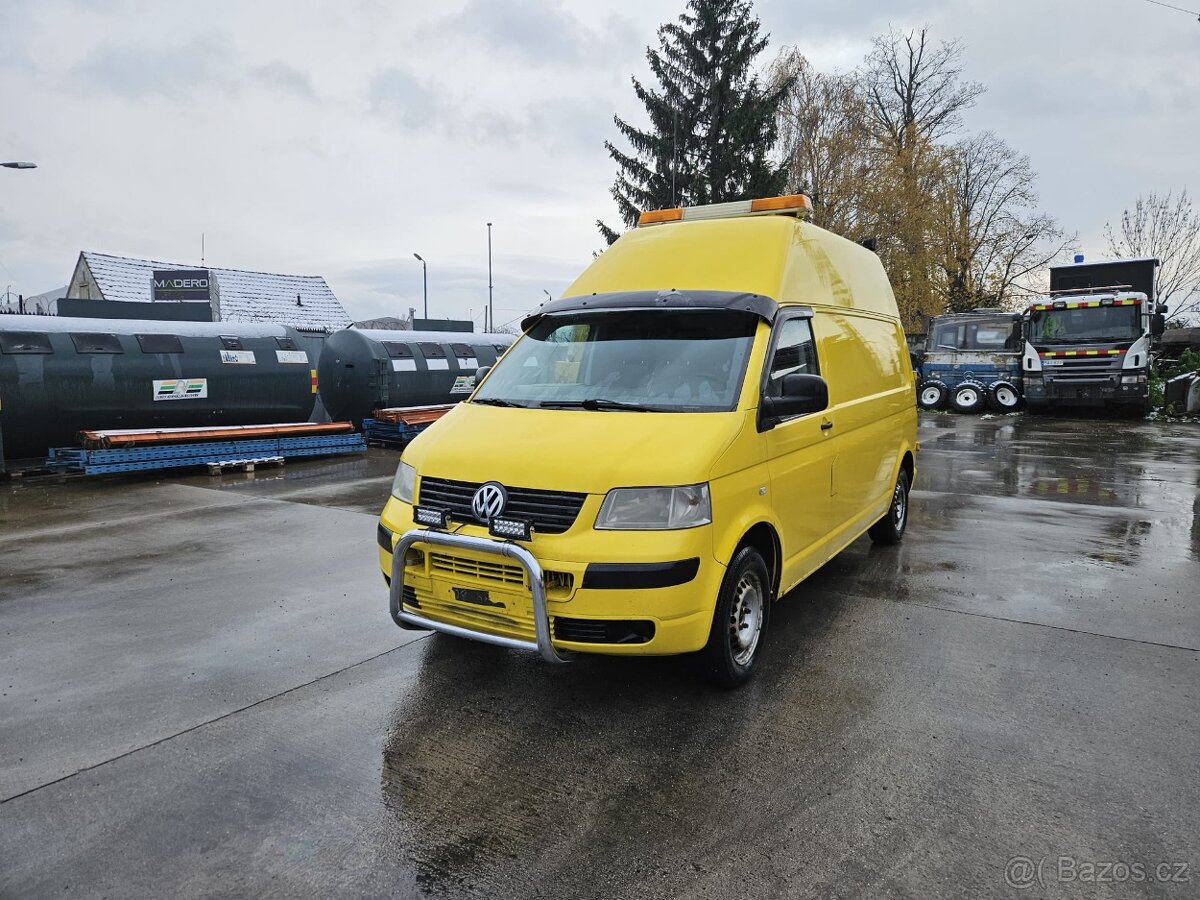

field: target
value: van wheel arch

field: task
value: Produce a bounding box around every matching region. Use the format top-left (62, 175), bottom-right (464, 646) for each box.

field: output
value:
top-left (900, 450), bottom-right (915, 490)
top-left (734, 523), bottom-right (781, 602)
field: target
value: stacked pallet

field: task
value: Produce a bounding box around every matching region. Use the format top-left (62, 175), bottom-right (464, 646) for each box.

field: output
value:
top-left (46, 422), bottom-right (365, 476)
top-left (362, 404), bottom-right (454, 447)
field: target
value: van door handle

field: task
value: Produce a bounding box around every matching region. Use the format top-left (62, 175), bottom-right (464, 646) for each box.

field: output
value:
top-left (821, 420), bottom-right (834, 431)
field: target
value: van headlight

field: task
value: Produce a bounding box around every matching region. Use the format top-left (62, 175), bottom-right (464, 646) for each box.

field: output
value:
top-left (391, 461), bottom-right (416, 504)
top-left (595, 484), bottom-right (711, 530)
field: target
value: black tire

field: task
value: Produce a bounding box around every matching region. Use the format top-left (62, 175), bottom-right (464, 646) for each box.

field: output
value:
top-left (868, 469), bottom-right (910, 546)
top-left (917, 380), bottom-right (948, 410)
top-left (949, 381), bottom-right (987, 413)
top-left (987, 380), bottom-right (1021, 412)
top-left (701, 546), bottom-right (771, 689)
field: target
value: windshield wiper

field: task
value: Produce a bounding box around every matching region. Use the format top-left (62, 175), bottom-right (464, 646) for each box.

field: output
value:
top-left (539, 398), bottom-right (668, 412)
top-left (471, 397), bottom-right (529, 408)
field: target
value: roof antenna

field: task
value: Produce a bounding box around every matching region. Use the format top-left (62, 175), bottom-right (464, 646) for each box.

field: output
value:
top-left (201, 232), bottom-right (205, 266)
top-left (296, 293), bottom-right (303, 307)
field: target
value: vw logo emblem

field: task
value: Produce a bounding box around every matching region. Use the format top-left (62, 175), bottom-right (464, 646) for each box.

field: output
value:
top-left (471, 482), bottom-right (508, 522)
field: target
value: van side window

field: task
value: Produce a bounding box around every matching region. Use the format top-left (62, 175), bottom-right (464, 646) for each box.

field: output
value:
top-left (765, 318), bottom-right (818, 397)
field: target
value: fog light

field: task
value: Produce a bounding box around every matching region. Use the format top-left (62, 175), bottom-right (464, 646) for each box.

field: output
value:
top-left (488, 517), bottom-right (533, 541)
top-left (414, 505), bottom-right (450, 528)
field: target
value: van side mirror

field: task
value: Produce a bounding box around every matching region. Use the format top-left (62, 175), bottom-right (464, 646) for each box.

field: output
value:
top-left (475, 366), bottom-right (491, 381)
top-left (1151, 314), bottom-right (1166, 338)
top-left (759, 373), bottom-right (829, 429)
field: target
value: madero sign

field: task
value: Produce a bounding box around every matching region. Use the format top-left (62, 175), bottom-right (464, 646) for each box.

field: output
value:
top-left (152, 269), bottom-right (211, 302)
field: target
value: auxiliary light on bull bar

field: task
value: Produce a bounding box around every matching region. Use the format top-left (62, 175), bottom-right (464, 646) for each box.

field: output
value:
top-left (414, 505), bottom-right (451, 528)
top-left (488, 516), bottom-right (533, 541)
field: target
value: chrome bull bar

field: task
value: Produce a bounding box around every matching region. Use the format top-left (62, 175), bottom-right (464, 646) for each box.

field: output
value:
top-left (388, 529), bottom-right (571, 664)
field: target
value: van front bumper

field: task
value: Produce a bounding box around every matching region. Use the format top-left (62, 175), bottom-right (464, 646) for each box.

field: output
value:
top-left (389, 529), bottom-right (569, 663)
top-left (381, 521), bottom-right (722, 658)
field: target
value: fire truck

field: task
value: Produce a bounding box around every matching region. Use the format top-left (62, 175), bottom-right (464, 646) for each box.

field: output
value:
top-left (1022, 257), bottom-right (1167, 415)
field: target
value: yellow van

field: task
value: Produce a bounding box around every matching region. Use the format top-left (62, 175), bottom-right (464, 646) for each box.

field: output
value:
top-left (377, 195), bottom-right (918, 686)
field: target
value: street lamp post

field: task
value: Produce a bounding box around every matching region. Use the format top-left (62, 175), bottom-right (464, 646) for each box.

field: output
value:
top-left (413, 253), bottom-right (427, 319)
top-left (487, 222), bottom-right (494, 333)
top-left (1, 162), bottom-right (37, 170)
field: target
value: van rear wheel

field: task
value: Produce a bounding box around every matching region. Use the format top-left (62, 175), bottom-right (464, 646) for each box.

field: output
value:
top-left (868, 469), bottom-right (910, 546)
top-left (701, 546), bottom-right (770, 689)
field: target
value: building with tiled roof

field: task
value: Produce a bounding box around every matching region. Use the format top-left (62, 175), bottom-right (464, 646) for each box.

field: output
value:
top-left (65, 251), bottom-right (352, 332)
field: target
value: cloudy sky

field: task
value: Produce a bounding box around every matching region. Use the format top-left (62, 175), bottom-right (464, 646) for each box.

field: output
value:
top-left (1, 0), bottom-right (1196, 327)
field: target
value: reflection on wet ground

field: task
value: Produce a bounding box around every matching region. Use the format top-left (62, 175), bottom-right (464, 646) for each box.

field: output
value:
top-left (1, 413), bottom-right (1198, 898)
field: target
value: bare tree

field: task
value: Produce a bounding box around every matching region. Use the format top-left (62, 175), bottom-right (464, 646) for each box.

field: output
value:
top-left (1105, 190), bottom-right (1200, 322)
top-left (767, 28), bottom-right (1063, 330)
top-left (860, 28), bottom-right (984, 162)
top-left (768, 48), bottom-right (867, 232)
top-left (856, 28), bottom-right (983, 326)
top-left (939, 131), bottom-right (1073, 311)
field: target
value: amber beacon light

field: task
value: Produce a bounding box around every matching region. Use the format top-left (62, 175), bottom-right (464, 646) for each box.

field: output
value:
top-left (638, 194), bottom-right (813, 227)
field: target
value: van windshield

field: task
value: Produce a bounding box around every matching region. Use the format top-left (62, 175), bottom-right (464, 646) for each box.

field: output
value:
top-left (473, 309), bottom-right (759, 412)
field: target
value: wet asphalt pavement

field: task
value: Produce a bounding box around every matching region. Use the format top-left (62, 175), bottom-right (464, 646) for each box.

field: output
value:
top-left (1, 413), bottom-right (1197, 899)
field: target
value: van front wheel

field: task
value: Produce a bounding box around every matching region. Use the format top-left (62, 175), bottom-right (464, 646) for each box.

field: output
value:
top-left (702, 546), bottom-right (771, 689)
top-left (868, 469), bottom-right (910, 546)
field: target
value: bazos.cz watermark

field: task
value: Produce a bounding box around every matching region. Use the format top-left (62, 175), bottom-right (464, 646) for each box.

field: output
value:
top-left (1005, 856), bottom-right (1191, 890)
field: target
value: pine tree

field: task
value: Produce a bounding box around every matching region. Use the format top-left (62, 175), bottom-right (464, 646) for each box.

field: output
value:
top-left (598, 0), bottom-right (789, 245)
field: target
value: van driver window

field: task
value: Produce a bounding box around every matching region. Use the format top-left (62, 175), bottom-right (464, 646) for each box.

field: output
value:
top-left (766, 319), bottom-right (818, 397)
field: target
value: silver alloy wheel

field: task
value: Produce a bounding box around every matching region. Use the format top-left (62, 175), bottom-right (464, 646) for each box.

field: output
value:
top-left (920, 385), bottom-right (943, 406)
top-left (892, 479), bottom-right (907, 531)
top-left (728, 572), bottom-right (764, 667)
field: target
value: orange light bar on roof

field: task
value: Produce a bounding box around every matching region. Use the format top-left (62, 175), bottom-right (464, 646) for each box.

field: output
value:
top-left (637, 195), bottom-right (814, 227)
top-left (750, 194), bottom-right (814, 214)
top-left (638, 207), bottom-right (684, 226)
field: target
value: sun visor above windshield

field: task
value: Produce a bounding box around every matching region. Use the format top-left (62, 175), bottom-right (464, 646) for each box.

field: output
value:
top-left (521, 290), bottom-right (781, 332)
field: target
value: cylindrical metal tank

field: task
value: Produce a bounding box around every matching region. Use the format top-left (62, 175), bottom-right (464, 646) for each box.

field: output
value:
top-left (0, 315), bottom-right (318, 461)
top-left (318, 328), bottom-right (516, 424)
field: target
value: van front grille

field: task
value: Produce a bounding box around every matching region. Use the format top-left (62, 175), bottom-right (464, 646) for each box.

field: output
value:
top-left (419, 477), bottom-right (587, 534)
top-left (429, 551), bottom-right (526, 587)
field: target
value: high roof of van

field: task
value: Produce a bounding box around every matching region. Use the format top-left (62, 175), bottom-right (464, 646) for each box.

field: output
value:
top-left (562, 214), bottom-right (900, 321)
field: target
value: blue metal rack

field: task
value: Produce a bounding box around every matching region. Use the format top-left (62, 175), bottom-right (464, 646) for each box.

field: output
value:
top-left (361, 418), bottom-right (430, 447)
top-left (46, 433), bottom-right (367, 475)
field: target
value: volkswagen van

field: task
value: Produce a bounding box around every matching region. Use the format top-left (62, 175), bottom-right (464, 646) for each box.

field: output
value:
top-left (377, 195), bottom-right (918, 686)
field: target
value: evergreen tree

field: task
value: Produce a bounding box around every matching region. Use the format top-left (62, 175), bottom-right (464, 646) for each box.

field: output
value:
top-left (598, 0), bottom-right (789, 245)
